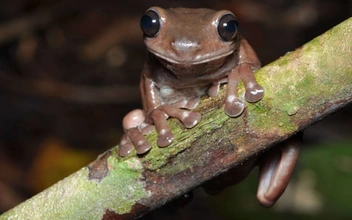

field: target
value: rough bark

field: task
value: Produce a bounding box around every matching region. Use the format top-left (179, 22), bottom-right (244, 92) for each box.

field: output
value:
top-left (1, 17), bottom-right (351, 220)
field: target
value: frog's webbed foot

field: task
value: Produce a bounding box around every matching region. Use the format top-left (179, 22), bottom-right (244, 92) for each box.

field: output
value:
top-left (146, 103), bottom-right (201, 147)
top-left (225, 63), bottom-right (264, 117)
top-left (257, 135), bottom-right (301, 207)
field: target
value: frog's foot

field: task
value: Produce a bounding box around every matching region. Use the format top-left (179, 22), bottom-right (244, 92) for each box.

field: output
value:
top-left (119, 128), bottom-right (151, 156)
top-left (257, 136), bottom-right (300, 207)
top-left (118, 109), bottom-right (152, 156)
top-left (147, 104), bottom-right (201, 147)
top-left (239, 63), bottom-right (264, 103)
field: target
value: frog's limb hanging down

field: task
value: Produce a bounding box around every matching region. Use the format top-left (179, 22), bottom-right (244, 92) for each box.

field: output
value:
top-left (203, 135), bottom-right (301, 207)
top-left (257, 135), bottom-right (301, 207)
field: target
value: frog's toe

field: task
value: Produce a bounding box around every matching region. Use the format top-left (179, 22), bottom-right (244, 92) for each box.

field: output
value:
top-left (118, 135), bottom-right (134, 156)
top-left (225, 96), bottom-right (245, 117)
top-left (135, 140), bottom-right (152, 155)
top-left (182, 111), bottom-right (201, 128)
top-left (157, 129), bottom-right (174, 147)
top-left (245, 84), bottom-right (264, 103)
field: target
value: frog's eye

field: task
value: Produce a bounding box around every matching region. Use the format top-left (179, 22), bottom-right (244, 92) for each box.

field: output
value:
top-left (140, 10), bottom-right (160, 37)
top-left (217, 13), bottom-right (239, 42)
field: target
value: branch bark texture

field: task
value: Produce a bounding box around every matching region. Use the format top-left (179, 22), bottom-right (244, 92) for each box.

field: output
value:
top-left (2, 17), bottom-right (352, 220)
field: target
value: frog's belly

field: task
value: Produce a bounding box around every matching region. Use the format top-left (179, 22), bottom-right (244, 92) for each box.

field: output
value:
top-left (159, 85), bottom-right (209, 107)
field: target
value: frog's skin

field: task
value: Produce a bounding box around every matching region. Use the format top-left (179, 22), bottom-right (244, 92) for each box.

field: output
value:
top-left (118, 7), bottom-right (300, 207)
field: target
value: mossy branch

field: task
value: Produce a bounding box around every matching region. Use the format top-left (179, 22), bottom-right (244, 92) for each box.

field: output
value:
top-left (2, 18), bottom-right (352, 220)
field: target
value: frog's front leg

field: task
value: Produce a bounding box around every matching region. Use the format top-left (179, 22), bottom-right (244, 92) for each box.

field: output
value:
top-left (225, 39), bottom-right (264, 117)
top-left (118, 67), bottom-right (201, 156)
top-left (238, 39), bottom-right (264, 103)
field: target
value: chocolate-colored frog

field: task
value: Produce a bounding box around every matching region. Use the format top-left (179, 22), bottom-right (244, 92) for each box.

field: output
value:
top-left (119, 7), bottom-right (264, 155)
top-left (118, 7), bottom-right (300, 207)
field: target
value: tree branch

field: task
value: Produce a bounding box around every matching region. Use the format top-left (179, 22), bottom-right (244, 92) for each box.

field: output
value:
top-left (1, 17), bottom-right (351, 220)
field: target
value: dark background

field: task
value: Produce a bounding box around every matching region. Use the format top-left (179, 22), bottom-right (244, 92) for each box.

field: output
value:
top-left (0, 0), bottom-right (351, 219)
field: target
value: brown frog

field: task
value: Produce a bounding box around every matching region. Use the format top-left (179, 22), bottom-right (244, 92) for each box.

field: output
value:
top-left (119, 7), bottom-right (264, 155)
top-left (118, 7), bottom-right (300, 207)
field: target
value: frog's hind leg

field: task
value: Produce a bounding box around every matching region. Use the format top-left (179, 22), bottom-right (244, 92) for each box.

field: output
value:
top-left (257, 135), bottom-right (301, 207)
top-left (118, 109), bottom-right (151, 156)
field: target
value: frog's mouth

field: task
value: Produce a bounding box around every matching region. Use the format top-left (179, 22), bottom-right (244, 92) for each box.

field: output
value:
top-left (155, 51), bottom-right (236, 77)
top-left (149, 49), bottom-right (234, 65)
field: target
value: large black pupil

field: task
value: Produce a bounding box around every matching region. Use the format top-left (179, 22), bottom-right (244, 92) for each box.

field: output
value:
top-left (141, 15), bottom-right (154, 29)
top-left (223, 20), bottom-right (237, 33)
